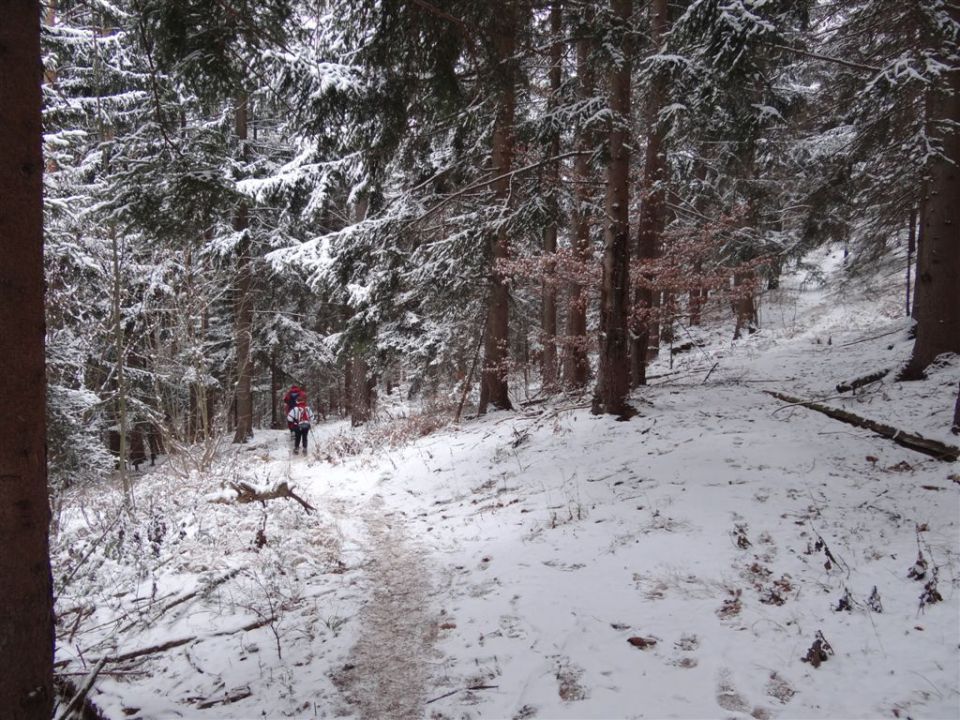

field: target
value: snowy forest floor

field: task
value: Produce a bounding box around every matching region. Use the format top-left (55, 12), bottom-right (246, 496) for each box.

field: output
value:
top-left (53, 247), bottom-right (960, 720)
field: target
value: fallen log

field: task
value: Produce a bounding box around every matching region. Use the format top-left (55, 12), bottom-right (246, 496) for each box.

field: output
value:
top-left (159, 567), bottom-right (243, 615)
top-left (836, 368), bottom-right (890, 394)
top-left (197, 687), bottom-right (253, 709)
top-left (118, 567), bottom-right (244, 635)
top-left (53, 675), bottom-right (110, 720)
top-left (765, 391), bottom-right (960, 462)
top-left (56, 617), bottom-right (275, 669)
top-left (670, 341), bottom-right (703, 356)
top-left (55, 657), bottom-right (107, 720)
top-left (226, 481), bottom-right (315, 513)
top-left (110, 635), bottom-right (196, 664)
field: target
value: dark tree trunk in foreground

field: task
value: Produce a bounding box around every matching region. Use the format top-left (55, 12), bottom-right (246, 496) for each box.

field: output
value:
top-left (631, 0), bottom-right (669, 387)
top-left (479, 1), bottom-right (518, 414)
top-left (906, 205), bottom-right (916, 317)
top-left (0, 2), bottom-right (55, 715)
top-left (540, 2), bottom-right (562, 393)
top-left (901, 24), bottom-right (960, 379)
top-left (593, 0), bottom-right (633, 418)
top-left (952, 382), bottom-right (960, 436)
top-left (562, 15), bottom-right (595, 390)
top-left (232, 95), bottom-right (254, 442)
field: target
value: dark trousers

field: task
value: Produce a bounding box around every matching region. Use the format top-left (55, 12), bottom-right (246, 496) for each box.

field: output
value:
top-left (293, 425), bottom-right (309, 451)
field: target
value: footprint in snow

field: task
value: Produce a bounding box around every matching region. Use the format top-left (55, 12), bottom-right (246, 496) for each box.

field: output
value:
top-left (716, 669), bottom-right (773, 719)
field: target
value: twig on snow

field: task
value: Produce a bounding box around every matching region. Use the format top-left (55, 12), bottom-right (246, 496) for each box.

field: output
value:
top-left (426, 684), bottom-right (499, 704)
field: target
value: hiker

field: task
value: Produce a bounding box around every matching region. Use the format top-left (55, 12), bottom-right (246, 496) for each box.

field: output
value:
top-left (283, 384), bottom-right (304, 414)
top-left (287, 396), bottom-right (314, 455)
top-left (283, 384), bottom-right (306, 436)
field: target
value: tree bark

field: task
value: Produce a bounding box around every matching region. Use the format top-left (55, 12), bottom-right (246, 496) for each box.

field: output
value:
top-left (593, 0), bottom-right (633, 418)
top-left (479, 1), bottom-right (518, 414)
top-left (0, 2), bottom-right (55, 715)
top-left (689, 264), bottom-right (705, 326)
top-left (562, 13), bottom-right (595, 390)
top-left (631, 0), bottom-right (669, 388)
top-left (350, 353), bottom-right (374, 426)
top-left (906, 205), bottom-right (916, 317)
top-left (540, 2), bottom-right (562, 393)
top-left (111, 226), bottom-right (133, 505)
top-left (232, 95), bottom-right (254, 442)
top-left (732, 271), bottom-right (758, 339)
top-left (344, 356), bottom-right (354, 419)
top-left (270, 354), bottom-right (280, 428)
top-left (349, 197), bottom-right (375, 426)
top-left (901, 30), bottom-right (960, 378)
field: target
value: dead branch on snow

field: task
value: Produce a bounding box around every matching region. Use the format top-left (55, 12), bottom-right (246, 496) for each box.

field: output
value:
top-left (215, 481), bottom-right (316, 512)
top-left (765, 391), bottom-right (960, 461)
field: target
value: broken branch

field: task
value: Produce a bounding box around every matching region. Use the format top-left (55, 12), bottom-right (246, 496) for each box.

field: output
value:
top-left (57, 617), bottom-right (275, 670)
top-left (765, 391), bottom-right (960, 461)
top-left (836, 368), bottom-right (890, 394)
top-left (223, 481), bottom-right (316, 512)
top-left (55, 657), bottom-right (107, 720)
top-left (197, 686), bottom-right (253, 709)
top-left (426, 684), bottom-right (499, 704)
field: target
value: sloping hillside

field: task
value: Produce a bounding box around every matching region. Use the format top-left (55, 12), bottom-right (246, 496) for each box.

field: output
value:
top-left (54, 249), bottom-right (959, 719)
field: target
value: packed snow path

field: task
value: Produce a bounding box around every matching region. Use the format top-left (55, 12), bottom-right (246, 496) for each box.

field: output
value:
top-left (331, 492), bottom-right (437, 719)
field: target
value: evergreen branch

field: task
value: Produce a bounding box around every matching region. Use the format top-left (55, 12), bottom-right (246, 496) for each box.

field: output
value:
top-left (765, 42), bottom-right (880, 73)
top-left (407, 150), bottom-right (591, 228)
top-left (212, 0), bottom-right (291, 55)
top-left (407, 0), bottom-right (474, 39)
top-left (133, 0), bottom-right (178, 154)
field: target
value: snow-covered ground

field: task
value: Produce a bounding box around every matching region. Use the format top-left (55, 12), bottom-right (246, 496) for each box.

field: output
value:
top-left (54, 248), bottom-right (960, 719)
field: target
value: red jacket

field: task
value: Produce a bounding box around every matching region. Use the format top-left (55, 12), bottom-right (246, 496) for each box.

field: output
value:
top-left (283, 386), bottom-right (304, 411)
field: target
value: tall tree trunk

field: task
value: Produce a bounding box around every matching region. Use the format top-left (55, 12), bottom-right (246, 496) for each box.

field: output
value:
top-left (349, 198), bottom-right (375, 426)
top-left (350, 354), bottom-right (375, 427)
top-left (689, 261), bottom-right (704, 326)
top-left (232, 95), bottom-right (254, 442)
top-left (593, 0), bottom-right (633, 418)
top-left (732, 271), bottom-right (759, 339)
top-left (540, 3), bottom-right (562, 393)
top-left (479, 1), bottom-right (518, 414)
top-left (329, 381), bottom-right (339, 419)
top-left (188, 319), bottom-right (213, 443)
top-left (270, 354), bottom-right (280, 428)
top-left (901, 31), bottom-right (960, 379)
top-left (0, 2), bottom-right (55, 715)
top-left (111, 226), bottom-right (133, 505)
top-left (631, 0), bottom-right (669, 388)
top-left (344, 356), bottom-right (354, 418)
top-left (185, 241), bottom-right (212, 442)
top-left (688, 163), bottom-right (709, 327)
top-left (906, 205), bottom-right (916, 317)
top-left (562, 14), bottom-right (595, 390)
